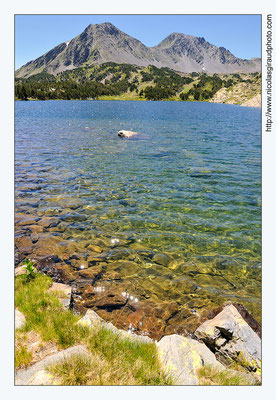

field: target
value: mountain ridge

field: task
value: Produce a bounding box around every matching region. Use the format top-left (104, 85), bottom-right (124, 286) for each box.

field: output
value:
top-left (16, 22), bottom-right (261, 78)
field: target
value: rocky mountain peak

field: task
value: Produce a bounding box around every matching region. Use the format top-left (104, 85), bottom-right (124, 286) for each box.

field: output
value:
top-left (15, 22), bottom-right (261, 78)
top-left (84, 22), bottom-right (121, 36)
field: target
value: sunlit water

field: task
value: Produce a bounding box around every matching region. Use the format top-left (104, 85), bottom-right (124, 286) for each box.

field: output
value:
top-left (15, 100), bottom-right (261, 328)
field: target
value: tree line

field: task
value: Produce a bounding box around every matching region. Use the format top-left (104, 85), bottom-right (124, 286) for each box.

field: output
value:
top-left (15, 63), bottom-right (260, 101)
top-left (15, 79), bottom-right (134, 100)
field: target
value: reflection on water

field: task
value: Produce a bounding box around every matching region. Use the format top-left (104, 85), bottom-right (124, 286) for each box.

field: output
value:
top-left (15, 100), bottom-right (261, 337)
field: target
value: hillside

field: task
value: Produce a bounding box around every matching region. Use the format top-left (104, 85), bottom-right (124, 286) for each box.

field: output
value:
top-left (15, 22), bottom-right (261, 78)
top-left (15, 62), bottom-right (261, 106)
top-left (210, 79), bottom-right (261, 106)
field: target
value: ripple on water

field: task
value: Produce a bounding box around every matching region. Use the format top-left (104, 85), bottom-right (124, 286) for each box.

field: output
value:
top-left (15, 100), bottom-right (261, 332)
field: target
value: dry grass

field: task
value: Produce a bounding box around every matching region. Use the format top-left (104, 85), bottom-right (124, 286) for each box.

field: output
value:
top-left (197, 365), bottom-right (259, 386)
top-left (15, 330), bottom-right (59, 369)
top-left (48, 353), bottom-right (139, 385)
top-left (15, 344), bottom-right (33, 369)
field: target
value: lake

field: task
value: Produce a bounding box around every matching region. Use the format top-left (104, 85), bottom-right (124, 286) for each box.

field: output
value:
top-left (15, 100), bottom-right (261, 338)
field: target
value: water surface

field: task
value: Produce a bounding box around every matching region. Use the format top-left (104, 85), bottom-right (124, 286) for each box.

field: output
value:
top-left (15, 100), bottom-right (261, 336)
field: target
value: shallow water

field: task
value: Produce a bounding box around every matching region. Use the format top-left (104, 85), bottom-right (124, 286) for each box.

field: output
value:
top-left (15, 100), bottom-right (261, 335)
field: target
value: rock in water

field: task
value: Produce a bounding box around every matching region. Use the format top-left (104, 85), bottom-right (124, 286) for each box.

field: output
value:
top-left (118, 130), bottom-right (140, 138)
top-left (157, 334), bottom-right (224, 385)
top-left (194, 304), bottom-right (261, 371)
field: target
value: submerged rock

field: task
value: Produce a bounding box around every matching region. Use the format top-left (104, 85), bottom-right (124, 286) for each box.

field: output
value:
top-left (152, 253), bottom-right (172, 267)
top-left (36, 256), bottom-right (78, 284)
top-left (38, 217), bottom-right (60, 229)
top-left (157, 334), bottom-right (224, 385)
top-left (78, 265), bottom-right (103, 281)
top-left (87, 244), bottom-right (102, 253)
top-left (15, 236), bottom-right (33, 255)
top-left (194, 304), bottom-right (261, 371)
top-left (87, 290), bottom-right (128, 311)
top-left (16, 217), bottom-right (40, 227)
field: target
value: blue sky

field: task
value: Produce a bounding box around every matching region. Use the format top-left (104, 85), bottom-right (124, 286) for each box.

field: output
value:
top-left (15, 15), bottom-right (261, 69)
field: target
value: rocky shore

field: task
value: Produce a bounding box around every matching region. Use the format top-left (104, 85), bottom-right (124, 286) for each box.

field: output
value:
top-left (15, 269), bottom-right (261, 385)
top-left (210, 83), bottom-right (261, 107)
top-left (15, 207), bottom-right (261, 340)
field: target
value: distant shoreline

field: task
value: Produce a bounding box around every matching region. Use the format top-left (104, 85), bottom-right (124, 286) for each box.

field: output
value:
top-left (14, 98), bottom-right (261, 108)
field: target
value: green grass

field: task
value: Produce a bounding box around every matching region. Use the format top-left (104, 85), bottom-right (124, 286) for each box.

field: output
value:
top-left (197, 365), bottom-right (259, 386)
top-left (15, 272), bottom-right (173, 385)
top-left (15, 273), bottom-right (89, 348)
top-left (86, 326), bottom-right (172, 385)
top-left (48, 327), bottom-right (173, 385)
top-left (15, 344), bottom-right (33, 369)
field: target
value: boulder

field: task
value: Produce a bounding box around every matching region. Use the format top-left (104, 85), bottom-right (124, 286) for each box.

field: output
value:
top-left (77, 309), bottom-right (152, 344)
top-left (15, 309), bottom-right (26, 330)
top-left (26, 370), bottom-right (60, 385)
top-left (157, 334), bottom-right (224, 385)
top-left (118, 130), bottom-right (140, 138)
top-left (77, 309), bottom-right (103, 327)
top-left (15, 266), bottom-right (26, 276)
top-left (194, 304), bottom-right (261, 371)
top-left (15, 345), bottom-right (87, 385)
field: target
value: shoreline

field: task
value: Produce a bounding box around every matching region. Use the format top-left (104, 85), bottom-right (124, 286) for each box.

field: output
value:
top-left (15, 229), bottom-right (262, 341)
top-left (15, 269), bottom-right (261, 385)
top-left (14, 98), bottom-right (261, 108)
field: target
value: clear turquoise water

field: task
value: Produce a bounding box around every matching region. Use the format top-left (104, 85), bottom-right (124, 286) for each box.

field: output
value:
top-left (15, 100), bottom-right (261, 320)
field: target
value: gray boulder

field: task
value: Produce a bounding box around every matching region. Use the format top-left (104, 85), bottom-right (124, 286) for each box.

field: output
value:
top-left (77, 309), bottom-right (103, 327)
top-left (194, 304), bottom-right (261, 371)
top-left (118, 130), bottom-right (140, 138)
top-left (157, 334), bottom-right (224, 385)
top-left (15, 345), bottom-right (87, 385)
top-left (25, 370), bottom-right (60, 385)
top-left (15, 309), bottom-right (26, 330)
top-left (77, 309), bottom-right (152, 344)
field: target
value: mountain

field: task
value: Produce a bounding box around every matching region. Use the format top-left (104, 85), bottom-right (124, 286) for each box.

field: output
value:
top-left (15, 22), bottom-right (261, 78)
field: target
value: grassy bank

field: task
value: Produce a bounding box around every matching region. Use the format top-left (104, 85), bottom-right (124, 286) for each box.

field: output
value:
top-left (15, 272), bottom-right (173, 385)
top-left (15, 270), bottom-right (258, 385)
